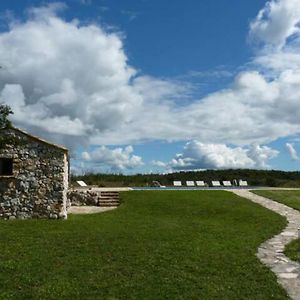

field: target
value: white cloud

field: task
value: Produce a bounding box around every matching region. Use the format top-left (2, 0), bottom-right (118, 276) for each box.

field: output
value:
top-left (154, 141), bottom-right (279, 171)
top-left (0, 4), bottom-right (138, 137)
top-left (81, 145), bottom-right (143, 172)
top-left (286, 142), bottom-right (299, 160)
top-left (0, 1), bottom-right (300, 174)
top-left (247, 144), bottom-right (279, 168)
top-left (152, 160), bottom-right (167, 168)
top-left (0, 5), bottom-right (192, 147)
top-left (249, 0), bottom-right (300, 48)
top-left (0, 83), bottom-right (88, 136)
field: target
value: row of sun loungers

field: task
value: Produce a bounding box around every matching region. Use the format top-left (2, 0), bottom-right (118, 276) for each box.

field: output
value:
top-left (174, 180), bottom-right (205, 187)
top-left (77, 180), bottom-right (248, 189)
top-left (173, 180), bottom-right (248, 187)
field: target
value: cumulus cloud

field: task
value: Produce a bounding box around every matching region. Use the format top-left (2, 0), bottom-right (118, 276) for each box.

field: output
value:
top-left (249, 0), bottom-right (300, 48)
top-left (0, 1), bottom-right (300, 173)
top-left (81, 145), bottom-right (143, 172)
top-left (286, 142), bottom-right (299, 160)
top-left (153, 141), bottom-right (279, 171)
top-left (249, 0), bottom-right (300, 85)
top-left (0, 4), bottom-right (137, 137)
top-left (0, 4), bottom-right (191, 146)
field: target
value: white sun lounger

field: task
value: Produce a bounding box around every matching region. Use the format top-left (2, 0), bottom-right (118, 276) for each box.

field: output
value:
top-left (173, 181), bottom-right (182, 187)
top-left (186, 181), bottom-right (195, 187)
top-left (152, 181), bottom-right (166, 188)
top-left (222, 181), bottom-right (232, 187)
top-left (239, 180), bottom-right (248, 187)
top-left (196, 181), bottom-right (205, 187)
top-left (211, 181), bottom-right (221, 187)
top-left (76, 180), bottom-right (88, 187)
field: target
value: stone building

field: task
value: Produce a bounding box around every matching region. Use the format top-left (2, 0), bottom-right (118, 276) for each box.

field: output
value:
top-left (0, 126), bottom-right (69, 220)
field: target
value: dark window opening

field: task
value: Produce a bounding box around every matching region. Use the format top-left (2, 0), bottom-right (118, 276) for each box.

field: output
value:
top-left (0, 158), bottom-right (13, 176)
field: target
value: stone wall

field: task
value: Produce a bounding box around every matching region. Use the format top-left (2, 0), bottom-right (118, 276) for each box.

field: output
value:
top-left (0, 128), bottom-right (68, 220)
top-left (68, 189), bottom-right (120, 207)
top-left (68, 189), bottom-right (99, 206)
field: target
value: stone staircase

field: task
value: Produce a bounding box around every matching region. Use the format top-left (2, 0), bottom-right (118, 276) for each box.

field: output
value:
top-left (98, 191), bottom-right (120, 207)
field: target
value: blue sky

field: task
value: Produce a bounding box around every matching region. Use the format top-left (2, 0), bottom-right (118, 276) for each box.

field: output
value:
top-left (1, 0), bottom-right (300, 173)
top-left (0, 0), bottom-right (261, 75)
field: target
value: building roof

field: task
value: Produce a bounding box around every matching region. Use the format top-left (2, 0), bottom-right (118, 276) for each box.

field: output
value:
top-left (1, 126), bottom-right (68, 152)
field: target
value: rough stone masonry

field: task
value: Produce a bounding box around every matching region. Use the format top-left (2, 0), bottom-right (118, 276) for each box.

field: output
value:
top-left (0, 127), bottom-right (69, 220)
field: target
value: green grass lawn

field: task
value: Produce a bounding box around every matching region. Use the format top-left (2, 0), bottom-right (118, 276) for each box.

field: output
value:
top-left (0, 191), bottom-right (289, 299)
top-left (253, 190), bottom-right (300, 212)
top-left (285, 239), bottom-right (300, 265)
top-left (252, 189), bottom-right (300, 269)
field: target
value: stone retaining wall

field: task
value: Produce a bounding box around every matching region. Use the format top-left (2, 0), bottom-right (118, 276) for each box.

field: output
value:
top-left (68, 189), bottom-right (99, 206)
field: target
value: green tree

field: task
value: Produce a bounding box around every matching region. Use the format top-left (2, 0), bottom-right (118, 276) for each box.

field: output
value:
top-left (0, 104), bottom-right (13, 129)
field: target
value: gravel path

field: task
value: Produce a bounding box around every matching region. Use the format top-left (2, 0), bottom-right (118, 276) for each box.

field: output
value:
top-left (68, 206), bottom-right (117, 214)
top-left (232, 189), bottom-right (300, 300)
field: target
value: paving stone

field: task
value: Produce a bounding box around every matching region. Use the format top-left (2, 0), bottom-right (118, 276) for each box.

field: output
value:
top-left (282, 232), bottom-right (297, 237)
top-left (279, 273), bottom-right (299, 279)
top-left (287, 267), bottom-right (298, 273)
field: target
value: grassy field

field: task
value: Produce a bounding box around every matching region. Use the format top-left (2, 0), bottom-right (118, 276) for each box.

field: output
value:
top-left (253, 189), bottom-right (300, 268)
top-left (0, 191), bottom-right (289, 299)
top-left (253, 190), bottom-right (300, 211)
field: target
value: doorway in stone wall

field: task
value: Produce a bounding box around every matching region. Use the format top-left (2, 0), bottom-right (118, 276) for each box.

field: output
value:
top-left (0, 158), bottom-right (13, 176)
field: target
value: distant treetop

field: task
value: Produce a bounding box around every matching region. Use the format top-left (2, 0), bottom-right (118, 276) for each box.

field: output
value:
top-left (0, 104), bottom-right (13, 129)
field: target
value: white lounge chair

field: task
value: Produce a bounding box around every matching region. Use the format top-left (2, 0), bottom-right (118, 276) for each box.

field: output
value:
top-left (196, 181), bottom-right (205, 187)
top-left (186, 181), bottom-right (195, 187)
top-left (239, 180), bottom-right (248, 187)
top-left (173, 181), bottom-right (182, 187)
top-left (211, 181), bottom-right (221, 187)
top-left (222, 181), bottom-right (232, 187)
top-left (76, 180), bottom-right (88, 187)
top-left (152, 181), bottom-right (166, 188)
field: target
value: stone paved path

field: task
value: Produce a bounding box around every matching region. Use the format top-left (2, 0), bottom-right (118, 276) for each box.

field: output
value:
top-left (232, 189), bottom-right (300, 300)
top-left (68, 206), bottom-right (117, 214)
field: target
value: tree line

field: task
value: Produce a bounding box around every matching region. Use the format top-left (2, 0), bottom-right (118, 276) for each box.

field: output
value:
top-left (72, 169), bottom-right (300, 187)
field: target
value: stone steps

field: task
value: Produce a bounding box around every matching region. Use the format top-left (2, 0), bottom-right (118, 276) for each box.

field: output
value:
top-left (98, 191), bottom-right (120, 207)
